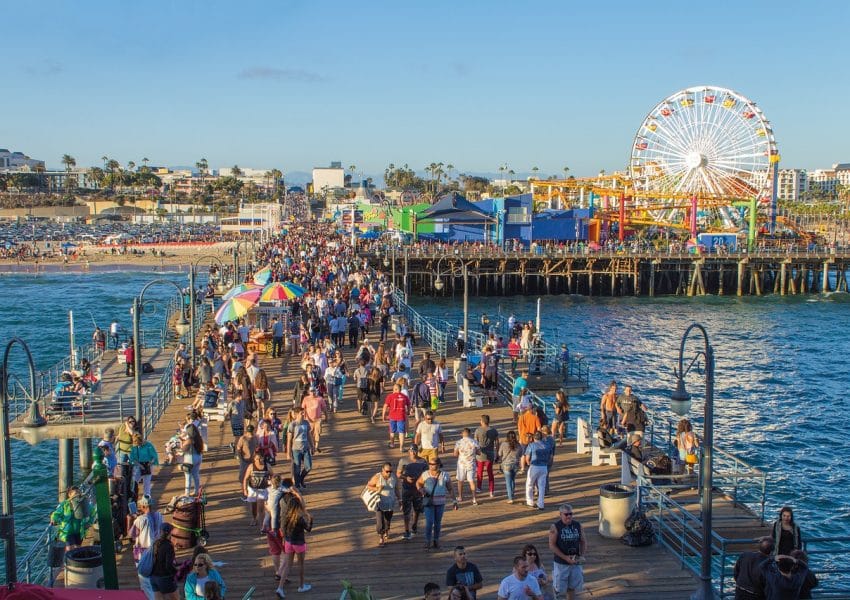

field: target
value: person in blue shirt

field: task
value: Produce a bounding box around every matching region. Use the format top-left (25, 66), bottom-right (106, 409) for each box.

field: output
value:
top-left (522, 432), bottom-right (551, 510)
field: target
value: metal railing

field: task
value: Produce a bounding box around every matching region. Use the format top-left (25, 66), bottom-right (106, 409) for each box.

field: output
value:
top-left (9, 299), bottom-right (211, 587)
top-left (390, 289), bottom-right (449, 356)
top-left (642, 485), bottom-right (850, 597)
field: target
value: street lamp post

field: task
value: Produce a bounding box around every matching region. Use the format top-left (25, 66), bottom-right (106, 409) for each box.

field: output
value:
top-left (190, 255), bottom-right (228, 368)
top-left (1, 337), bottom-right (47, 590)
top-left (133, 280), bottom-right (189, 433)
top-left (434, 258), bottom-right (469, 353)
top-left (670, 323), bottom-right (715, 600)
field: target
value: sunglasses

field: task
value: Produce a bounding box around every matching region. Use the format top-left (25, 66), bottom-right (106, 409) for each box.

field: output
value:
top-left (428, 463), bottom-right (438, 466)
top-left (194, 563), bottom-right (206, 567)
top-left (561, 512), bottom-right (573, 516)
top-left (382, 469), bottom-right (392, 474)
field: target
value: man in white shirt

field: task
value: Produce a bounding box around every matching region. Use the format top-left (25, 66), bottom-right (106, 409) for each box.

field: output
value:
top-left (414, 410), bottom-right (445, 463)
top-left (237, 320), bottom-right (250, 344)
top-left (497, 556), bottom-right (543, 600)
top-left (453, 428), bottom-right (480, 505)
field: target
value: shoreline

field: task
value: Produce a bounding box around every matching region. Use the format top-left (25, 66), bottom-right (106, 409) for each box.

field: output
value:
top-left (0, 242), bottom-right (232, 274)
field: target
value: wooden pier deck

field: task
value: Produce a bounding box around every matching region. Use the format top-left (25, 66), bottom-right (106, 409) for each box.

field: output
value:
top-left (113, 336), bottom-right (764, 599)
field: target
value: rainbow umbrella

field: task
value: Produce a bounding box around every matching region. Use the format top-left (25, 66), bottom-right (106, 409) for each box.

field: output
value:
top-left (214, 295), bottom-right (257, 324)
top-left (253, 267), bottom-right (273, 286)
top-left (222, 282), bottom-right (261, 302)
top-left (260, 281), bottom-right (307, 302)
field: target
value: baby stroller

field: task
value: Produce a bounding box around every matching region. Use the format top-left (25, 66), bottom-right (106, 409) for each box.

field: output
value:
top-left (166, 489), bottom-right (208, 549)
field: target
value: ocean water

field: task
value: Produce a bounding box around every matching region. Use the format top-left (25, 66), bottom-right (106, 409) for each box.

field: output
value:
top-left (410, 291), bottom-right (850, 540)
top-left (2, 271), bottom-right (848, 568)
top-left (0, 269), bottom-right (191, 561)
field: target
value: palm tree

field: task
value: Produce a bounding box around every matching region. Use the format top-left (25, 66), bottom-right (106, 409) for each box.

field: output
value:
top-left (106, 159), bottom-right (120, 193)
top-left (195, 158), bottom-right (209, 197)
top-left (563, 166), bottom-right (570, 180)
top-left (270, 168), bottom-right (283, 198)
top-left (531, 166), bottom-right (539, 180)
top-left (498, 163), bottom-right (507, 195)
top-left (61, 154), bottom-right (76, 195)
top-left (231, 164), bottom-right (243, 178)
top-left (445, 163), bottom-right (455, 183)
top-left (142, 157), bottom-right (149, 169)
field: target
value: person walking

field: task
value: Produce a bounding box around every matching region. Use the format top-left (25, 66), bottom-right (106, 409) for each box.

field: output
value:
top-left (417, 458), bottom-right (457, 550)
top-left (243, 449), bottom-right (272, 527)
top-left (522, 431), bottom-right (551, 510)
top-left (397, 443), bottom-right (428, 540)
top-left (474, 415), bottom-right (499, 498)
top-left (181, 424), bottom-right (204, 496)
top-left (453, 428), bottom-right (479, 506)
top-left (366, 462), bottom-right (401, 547)
top-left (130, 495), bottom-right (163, 600)
top-left (276, 494), bottom-right (314, 597)
top-left (285, 407), bottom-right (313, 490)
top-left (498, 431), bottom-right (523, 504)
top-left (414, 410), bottom-right (445, 463)
top-left (130, 433), bottom-right (160, 498)
top-left (548, 504), bottom-right (587, 600)
top-left (382, 382), bottom-right (410, 451)
top-left (148, 523), bottom-right (178, 600)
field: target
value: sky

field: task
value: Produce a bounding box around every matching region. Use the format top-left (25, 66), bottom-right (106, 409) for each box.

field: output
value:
top-left (1, 0), bottom-right (848, 180)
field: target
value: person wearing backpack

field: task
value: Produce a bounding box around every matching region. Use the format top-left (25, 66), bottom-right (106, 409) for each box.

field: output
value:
top-left (143, 523), bottom-right (178, 599)
top-left (130, 496), bottom-right (163, 599)
top-left (49, 486), bottom-right (91, 550)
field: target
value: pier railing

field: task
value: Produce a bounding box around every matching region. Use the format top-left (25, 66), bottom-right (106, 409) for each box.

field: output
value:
top-left (390, 289), bottom-right (450, 356)
top-left (9, 301), bottom-right (210, 587)
top-left (642, 483), bottom-right (850, 597)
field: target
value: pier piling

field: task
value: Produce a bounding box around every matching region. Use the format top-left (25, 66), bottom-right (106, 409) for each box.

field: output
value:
top-left (78, 437), bottom-right (92, 473)
top-left (58, 438), bottom-right (74, 500)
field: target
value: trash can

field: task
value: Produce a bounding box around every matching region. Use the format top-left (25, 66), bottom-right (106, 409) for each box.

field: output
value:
top-left (64, 546), bottom-right (104, 589)
top-left (598, 483), bottom-right (636, 539)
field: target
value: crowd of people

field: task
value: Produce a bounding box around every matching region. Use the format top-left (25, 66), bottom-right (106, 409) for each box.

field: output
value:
top-left (44, 220), bottom-right (815, 600)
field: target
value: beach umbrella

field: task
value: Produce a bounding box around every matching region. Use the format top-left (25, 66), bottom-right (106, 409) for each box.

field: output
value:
top-left (222, 282), bottom-right (261, 302)
top-left (260, 281), bottom-right (307, 302)
top-left (253, 267), bottom-right (273, 286)
top-left (214, 295), bottom-right (257, 324)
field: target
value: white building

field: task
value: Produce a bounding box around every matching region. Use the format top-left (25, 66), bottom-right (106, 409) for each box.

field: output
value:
top-left (312, 163), bottom-right (345, 195)
top-left (777, 169), bottom-right (808, 201)
top-left (0, 148), bottom-right (45, 171)
top-left (219, 202), bottom-right (282, 236)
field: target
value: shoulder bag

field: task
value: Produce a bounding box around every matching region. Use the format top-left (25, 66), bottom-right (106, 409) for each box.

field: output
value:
top-left (360, 485), bottom-right (381, 512)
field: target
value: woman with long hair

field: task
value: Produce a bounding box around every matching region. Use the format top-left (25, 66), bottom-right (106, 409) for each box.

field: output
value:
top-left (498, 431), bottom-right (523, 503)
top-left (771, 506), bottom-right (803, 556)
top-left (276, 495), bottom-right (314, 597)
top-left (130, 432), bottom-right (159, 497)
top-left (148, 523), bottom-right (178, 600)
top-left (522, 543), bottom-right (554, 600)
top-left (366, 365), bottom-right (384, 424)
top-left (254, 368), bottom-right (270, 419)
top-left (675, 419), bottom-right (699, 474)
top-left (181, 424), bottom-right (204, 496)
top-left (436, 357), bottom-right (448, 404)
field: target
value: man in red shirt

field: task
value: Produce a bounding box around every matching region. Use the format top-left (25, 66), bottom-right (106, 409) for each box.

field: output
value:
top-left (382, 382), bottom-right (411, 452)
top-left (301, 386), bottom-right (329, 453)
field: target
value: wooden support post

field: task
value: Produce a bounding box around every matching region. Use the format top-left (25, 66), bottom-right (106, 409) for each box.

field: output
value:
top-left (648, 261), bottom-right (656, 297)
top-left (718, 264), bottom-right (724, 296)
top-left (79, 437), bottom-right (92, 474)
top-left (780, 262), bottom-right (787, 296)
top-left (737, 260), bottom-right (745, 296)
top-left (633, 262), bottom-right (639, 296)
top-left (822, 261), bottom-right (830, 293)
top-left (789, 267), bottom-right (798, 295)
top-left (695, 261), bottom-right (705, 295)
top-left (58, 438), bottom-right (74, 501)
top-left (754, 269), bottom-right (762, 296)
top-left (800, 266), bottom-right (807, 293)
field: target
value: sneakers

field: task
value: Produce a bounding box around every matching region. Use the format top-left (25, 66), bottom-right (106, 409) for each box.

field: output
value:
top-left (297, 584), bottom-right (312, 593)
top-left (472, 499), bottom-right (479, 506)
top-left (275, 588), bottom-right (286, 599)
top-left (402, 532), bottom-right (412, 540)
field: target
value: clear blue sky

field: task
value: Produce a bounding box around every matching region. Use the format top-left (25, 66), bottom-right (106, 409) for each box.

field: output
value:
top-left (1, 0), bottom-right (847, 178)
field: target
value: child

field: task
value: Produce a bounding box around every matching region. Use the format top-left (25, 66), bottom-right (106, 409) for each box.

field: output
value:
top-left (164, 429), bottom-right (183, 465)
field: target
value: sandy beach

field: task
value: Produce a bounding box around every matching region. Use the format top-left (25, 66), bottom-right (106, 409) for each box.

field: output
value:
top-left (0, 241), bottom-right (235, 273)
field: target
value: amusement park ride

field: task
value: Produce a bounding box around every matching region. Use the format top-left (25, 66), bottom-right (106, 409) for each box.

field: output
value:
top-left (532, 85), bottom-right (795, 250)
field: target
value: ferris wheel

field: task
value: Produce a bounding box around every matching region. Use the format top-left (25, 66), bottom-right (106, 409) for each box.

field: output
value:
top-left (629, 86), bottom-right (779, 202)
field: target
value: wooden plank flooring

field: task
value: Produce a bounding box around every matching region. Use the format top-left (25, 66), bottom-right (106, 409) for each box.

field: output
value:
top-left (114, 336), bottom-right (713, 599)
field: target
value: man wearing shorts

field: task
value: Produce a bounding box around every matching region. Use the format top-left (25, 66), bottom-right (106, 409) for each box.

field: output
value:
top-left (480, 346), bottom-right (500, 405)
top-left (453, 428), bottom-right (480, 505)
top-left (548, 503), bottom-right (587, 600)
top-left (382, 383), bottom-right (410, 451)
top-left (397, 444), bottom-right (428, 540)
top-left (415, 411), bottom-right (445, 462)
